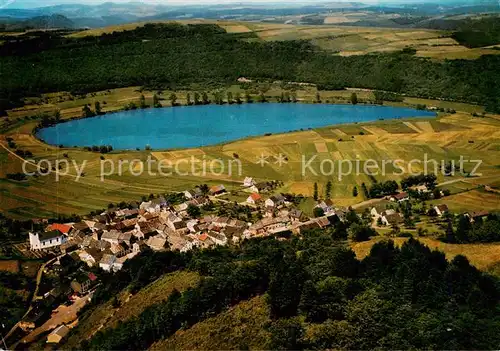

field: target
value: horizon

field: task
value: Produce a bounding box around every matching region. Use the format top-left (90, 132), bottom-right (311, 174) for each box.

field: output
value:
top-left (0, 0), bottom-right (485, 10)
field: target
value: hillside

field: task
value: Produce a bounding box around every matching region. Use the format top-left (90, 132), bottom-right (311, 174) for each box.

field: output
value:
top-left (68, 233), bottom-right (500, 350)
top-left (63, 270), bottom-right (200, 349)
top-left (0, 14), bottom-right (74, 31)
top-left (150, 296), bottom-right (272, 350)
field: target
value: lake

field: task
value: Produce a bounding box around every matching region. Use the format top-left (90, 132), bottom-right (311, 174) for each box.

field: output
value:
top-left (37, 103), bottom-right (436, 150)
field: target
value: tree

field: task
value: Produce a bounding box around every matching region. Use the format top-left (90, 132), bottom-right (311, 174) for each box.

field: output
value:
top-left (325, 180), bottom-right (332, 199)
top-left (455, 215), bottom-right (471, 243)
top-left (187, 204), bottom-right (201, 218)
top-left (153, 94), bottom-right (161, 108)
top-left (82, 104), bottom-right (94, 117)
top-left (245, 92), bottom-right (253, 103)
top-left (235, 92), bottom-right (242, 104)
top-left (227, 91), bottom-right (233, 104)
top-left (139, 94), bottom-right (147, 109)
top-left (199, 184), bottom-right (209, 195)
top-left (169, 93), bottom-right (177, 106)
top-left (361, 183), bottom-right (370, 199)
top-left (313, 207), bottom-right (325, 218)
top-left (186, 93), bottom-right (192, 106)
top-left (268, 254), bottom-right (306, 318)
top-left (54, 109), bottom-right (61, 122)
top-left (313, 182), bottom-right (319, 201)
top-left (194, 92), bottom-right (201, 105)
top-left (315, 92), bottom-right (321, 103)
top-left (352, 186), bottom-right (358, 197)
top-left (350, 92), bottom-right (358, 105)
top-left (94, 101), bottom-right (101, 115)
top-left (258, 92), bottom-right (267, 103)
top-left (202, 92), bottom-right (209, 104)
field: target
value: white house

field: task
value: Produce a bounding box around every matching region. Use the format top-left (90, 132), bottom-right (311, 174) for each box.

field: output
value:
top-left (99, 254), bottom-right (116, 272)
top-left (265, 195), bottom-right (285, 208)
top-left (434, 204), bottom-right (449, 217)
top-left (243, 177), bottom-right (256, 187)
top-left (29, 230), bottom-right (67, 250)
top-left (246, 193), bottom-right (262, 205)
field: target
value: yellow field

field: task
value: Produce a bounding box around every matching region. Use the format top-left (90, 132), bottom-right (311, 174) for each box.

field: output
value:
top-left (351, 237), bottom-right (500, 275)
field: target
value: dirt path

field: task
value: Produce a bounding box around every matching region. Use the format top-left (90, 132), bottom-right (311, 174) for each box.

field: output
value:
top-left (19, 292), bottom-right (92, 345)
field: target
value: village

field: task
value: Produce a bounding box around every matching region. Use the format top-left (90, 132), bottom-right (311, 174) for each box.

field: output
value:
top-left (8, 176), bottom-right (494, 347)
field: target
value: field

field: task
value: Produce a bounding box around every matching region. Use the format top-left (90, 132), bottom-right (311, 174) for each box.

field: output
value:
top-left (2, 93), bottom-right (500, 219)
top-left (351, 237), bottom-right (500, 276)
top-left (66, 20), bottom-right (500, 60)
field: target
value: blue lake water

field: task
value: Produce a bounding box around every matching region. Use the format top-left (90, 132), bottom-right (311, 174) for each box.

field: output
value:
top-left (37, 103), bottom-right (436, 150)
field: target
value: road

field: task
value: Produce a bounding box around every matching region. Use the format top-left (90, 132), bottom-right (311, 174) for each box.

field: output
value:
top-left (3, 254), bottom-right (62, 345)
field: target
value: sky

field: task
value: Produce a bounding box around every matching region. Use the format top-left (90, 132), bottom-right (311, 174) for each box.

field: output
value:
top-left (0, 0), bottom-right (488, 9)
top-left (1, 0), bottom-right (391, 9)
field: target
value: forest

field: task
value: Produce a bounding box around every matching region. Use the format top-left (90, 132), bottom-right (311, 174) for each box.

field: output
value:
top-left (1, 23), bottom-right (500, 113)
top-left (76, 228), bottom-right (500, 350)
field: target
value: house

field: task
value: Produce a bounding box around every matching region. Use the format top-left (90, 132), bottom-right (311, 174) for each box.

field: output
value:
top-left (78, 248), bottom-right (103, 267)
top-left (167, 220), bottom-right (187, 233)
top-left (47, 325), bottom-right (70, 344)
top-left (289, 209), bottom-right (306, 222)
top-left (265, 194), bottom-right (285, 208)
top-left (465, 210), bottom-right (490, 223)
top-left (146, 235), bottom-right (168, 251)
top-left (70, 272), bottom-right (97, 295)
top-left (29, 230), bottom-right (67, 250)
top-left (99, 254), bottom-right (116, 272)
top-left (316, 200), bottom-right (334, 214)
top-left (294, 220), bottom-right (321, 234)
top-left (100, 230), bottom-right (121, 245)
top-left (390, 192), bottom-right (409, 202)
top-left (314, 216), bottom-right (331, 229)
top-left (381, 213), bottom-right (403, 226)
top-left (197, 233), bottom-right (215, 248)
top-left (207, 232), bottom-right (228, 246)
top-left (249, 216), bottom-right (290, 236)
top-left (246, 193), bottom-right (262, 205)
top-left (184, 188), bottom-right (203, 199)
top-left (227, 219), bottom-right (247, 229)
top-left (243, 177), bottom-right (256, 187)
top-left (140, 200), bottom-right (161, 213)
top-left (255, 182), bottom-right (271, 193)
top-left (213, 216), bottom-right (230, 228)
top-left (47, 223), bottom-right (72, 235)
top-left (434, 204), bottom-right (449, 217)
top-left (371, 207), bottom-right (396, 219)
top-left (209, 184), bottom-right (226, 195)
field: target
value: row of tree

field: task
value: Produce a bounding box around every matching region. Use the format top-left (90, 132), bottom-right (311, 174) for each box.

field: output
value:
top-left (2, 24), bottom-right (500, 113)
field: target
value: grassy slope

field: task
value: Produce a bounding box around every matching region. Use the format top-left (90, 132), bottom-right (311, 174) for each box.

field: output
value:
top-left (150, 295), bottom-right (272, 351)
top-left (63, 271), bottom-right (200, 349)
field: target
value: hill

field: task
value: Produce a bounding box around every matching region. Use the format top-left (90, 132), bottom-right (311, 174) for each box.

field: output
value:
top-left (1, 23), bottom-right (500, 112)
top-left (0, 14), bottom-right (74, 31)
top-left (69, 233), bottom-right (500, 350)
